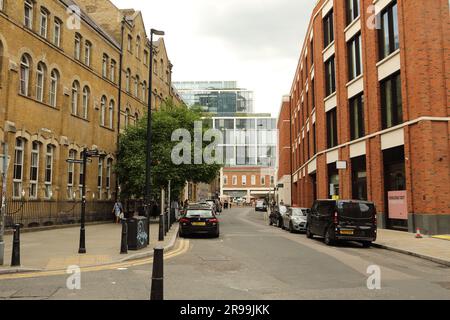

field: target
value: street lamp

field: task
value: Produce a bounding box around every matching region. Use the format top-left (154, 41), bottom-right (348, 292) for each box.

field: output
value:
top-left (67, 148), bottom-right (104, 254)
top-left (145, 28), bottom-right (165, 245)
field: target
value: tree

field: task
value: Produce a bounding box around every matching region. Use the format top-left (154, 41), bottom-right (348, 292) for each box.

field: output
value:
top-left (116, 99), bottom-right (222, 201)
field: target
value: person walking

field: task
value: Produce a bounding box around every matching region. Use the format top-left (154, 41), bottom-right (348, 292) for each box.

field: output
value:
top-left (112, 201), bottom-right (124, 224)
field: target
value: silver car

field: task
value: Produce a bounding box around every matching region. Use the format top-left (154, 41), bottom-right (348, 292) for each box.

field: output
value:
top-left (283, 207), bottom-right (310, 233)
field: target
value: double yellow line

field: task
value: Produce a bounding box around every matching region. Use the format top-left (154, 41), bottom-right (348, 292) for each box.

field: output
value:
top-left (0, 239), bottom-right (190, 281)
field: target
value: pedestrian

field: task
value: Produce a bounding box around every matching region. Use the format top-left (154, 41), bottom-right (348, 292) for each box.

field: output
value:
top-left (112, 200), bottom-right (124, 224)
top-left (280, 200), bottom-right (285, 206)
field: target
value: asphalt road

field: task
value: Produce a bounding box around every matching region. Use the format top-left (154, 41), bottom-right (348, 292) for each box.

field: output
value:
top-left (0, 207), bottom-right (449, 300)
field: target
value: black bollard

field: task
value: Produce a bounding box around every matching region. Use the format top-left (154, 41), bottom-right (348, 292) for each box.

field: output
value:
top-left (158, 214), bottom-right (164, 241)
top-left (164, 211), bottom-right (169, 235)
top-left (150, 247), bottom-right (164, 300)
top-left (11, 224), bottom-right (21, 267)
top-left (120, 218), bottom-right (128, 254)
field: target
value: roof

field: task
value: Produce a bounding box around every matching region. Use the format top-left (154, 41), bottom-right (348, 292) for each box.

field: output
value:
top-left (60, 0), bottom-right (121, 49)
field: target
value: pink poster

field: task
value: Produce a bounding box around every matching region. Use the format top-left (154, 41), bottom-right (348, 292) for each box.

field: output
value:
top-left (388, 191), bottom-right (408, 220)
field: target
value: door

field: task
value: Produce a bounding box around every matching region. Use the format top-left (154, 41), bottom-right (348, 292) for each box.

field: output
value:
top-left (316, 201), bottom-right (335, 236)
top-left (309, 201), bottom-right (320, 234)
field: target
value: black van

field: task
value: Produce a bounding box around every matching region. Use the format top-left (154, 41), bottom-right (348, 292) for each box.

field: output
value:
top-left (306, 200), bottom-right (377, 247)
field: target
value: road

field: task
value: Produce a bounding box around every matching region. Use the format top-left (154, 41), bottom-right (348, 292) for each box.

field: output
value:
top-left (0, 207), bottom-right (449, 300)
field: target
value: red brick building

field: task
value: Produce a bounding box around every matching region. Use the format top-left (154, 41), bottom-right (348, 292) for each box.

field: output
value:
top-left (276, 96), bottom-right (292, 205)
top-left (282, 0), bottom-right (449, 234)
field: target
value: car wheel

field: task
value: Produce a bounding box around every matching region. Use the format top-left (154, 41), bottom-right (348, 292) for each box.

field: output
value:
top-left (306, 226), bottom-right (314, 239)
top-left (324, 228), bottom-right (335, 246)
top-left (361, 241), bottom-right (372, 248)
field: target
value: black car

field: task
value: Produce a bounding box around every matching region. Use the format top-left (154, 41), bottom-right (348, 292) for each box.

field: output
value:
top-left (269, 205), bottom-right (288, 228)
top-left (306, 200), bottom-right (377, 247)
top-left (179, 207), bottom-right (220, 238)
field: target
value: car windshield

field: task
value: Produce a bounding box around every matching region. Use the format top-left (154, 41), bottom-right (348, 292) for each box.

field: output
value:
top-left (339, 203), bottom-right (375, 219)
top-left (185, 210), bottom-right (214, 218)
top-left (256, 201), bottom-right (265, 206)
top-left (292, 208), bottom-right (308, 216)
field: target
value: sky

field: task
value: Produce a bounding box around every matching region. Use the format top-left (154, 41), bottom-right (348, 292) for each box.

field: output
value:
top-left (111, 0), bottom-right (316, 117)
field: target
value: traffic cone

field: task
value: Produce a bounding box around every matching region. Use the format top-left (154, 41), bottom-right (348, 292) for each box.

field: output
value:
top-left (415, 228), bottom-right (423, 239)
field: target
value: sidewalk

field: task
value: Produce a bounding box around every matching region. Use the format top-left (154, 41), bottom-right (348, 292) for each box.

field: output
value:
top-left (374, 229), bottom-right (450, 267)
top-left (0, 221), bottom-right (179, 274)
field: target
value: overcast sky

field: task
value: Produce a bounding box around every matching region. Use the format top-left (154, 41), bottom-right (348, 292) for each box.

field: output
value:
top-left (111, 0), bottom-right (316, 117)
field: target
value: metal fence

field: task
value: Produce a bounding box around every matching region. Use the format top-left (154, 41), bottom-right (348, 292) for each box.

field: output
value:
top-left (3, 199), bottom-right (116, 229)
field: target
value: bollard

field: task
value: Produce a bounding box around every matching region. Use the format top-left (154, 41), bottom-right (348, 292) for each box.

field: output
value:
top-left (164, 210), bottom-right (169, 235)
top-left (150, 247), bottom-right (164, 300)
top-left (158, 214), bottom-right (164, 241)
top-left (120, 218), bottom-right (128, 254)
top-left (11, 224), bottom-right (21, 267)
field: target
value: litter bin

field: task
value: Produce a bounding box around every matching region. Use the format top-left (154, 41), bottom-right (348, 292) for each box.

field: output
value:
top-left (127, 216), bottom-right (149, 250)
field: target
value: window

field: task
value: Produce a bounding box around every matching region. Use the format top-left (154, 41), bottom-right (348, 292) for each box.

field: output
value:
top-left (102, 54), bottom-right (108, 78)
top-left (110, 60), bottom-right (116, 83)
top-left (352, 156), bottom-right (367, 200)
top-left (134, 112), bottom-right (139, 124)
top-left (67, 150), bottom-right (76, 199)
top-left (74, 33), bottom-right (81, 60)
top-left (251, 175), bottom-right (256, 185)
top-left (232, 176), bottom-right (237, 186)
top-left (36, 62), bottom-right (45, 102)
top-left (325, 56), bottom-right (336, 97)
top-left (39, 9), bottom-right (48, 38)
top-left (134, 75), bottom-right (139, 97)
top-left (29, 142), bottom-right (40, 199)
top-left (144, 50), bottom-right (149, 66)
top-left (100, 96), bottom-right (106, 126)
top-left (153, 59), bottom-right (158, 75)
top-left (326, 108), bottom-right (338, 149)
top-left (97, 159), bottom-right (103, 200)
top-left (346, 0), bottom-right (360, 25)
top-left (127, 35), bottom-right (132, 52)
top-left (378, 1), bottom-right (399, 60)
top-left (136, 36), bottom-right (141, 59)
top-left (24, 0), bottom-right (33, 29)
top-left (125, 69), bottom-right (131, 93)
top-left (323, 10), bottom-right (334, 48)
top-left (310, 38), bottom-right (314, 65)
top-left (45, 145), bottom-right (53, 199)
top-left (49, 69), bottom-right (59, 107)
top-left (84, 41), bottom-right (91, 66)
top-left (242, 175), bottom-right (247, 186)
top-left (106, 159), bottom-right (112, 200)
top-left (349, 94), bottom-right (365, 140)
top-left (13, 138), bottom-right (25, 199)
top-left (270, 176), bottom-right (275, 186)
top-left (82, 86), bottom-right (89, 119)
top-left (53, 19), bottom-right (61, 47)
top-left (109, 100), bottom-right (114, 129)
top-left (381, 72), bottom-right (403, 129)
top-left (20, 55), bottom-right (30, 96)
top-left (0, 0), bottom-right (4, 11)
top-left (260, 176), bottom-right (266, 186)
top-left (312, 123), bottom-right (317, 155)
top-left (142, 81), bottom-right (147, 101)
top-left (124, 108), bottom-right (130, 129)
top-left (71, 81), bottom-right (80, 115)
top-left (347, 33), bottom-right (362, 81)
top-left (311, 79), bottom-right (315, 110)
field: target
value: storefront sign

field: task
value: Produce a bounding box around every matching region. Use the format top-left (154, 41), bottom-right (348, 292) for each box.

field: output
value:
top-left (388, 191), bottom-right (408, 220)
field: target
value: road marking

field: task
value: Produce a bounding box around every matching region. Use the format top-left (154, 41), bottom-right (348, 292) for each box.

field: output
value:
top-left (0, 239), bottom-right (190, 281)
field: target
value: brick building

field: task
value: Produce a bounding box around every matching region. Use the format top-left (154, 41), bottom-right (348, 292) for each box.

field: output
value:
top-left (276, 96), bottom-right (292, 206)
top-left (0, 0), bottom-right (180, 225)
top-left (282, 0), bottom-right (449, 234)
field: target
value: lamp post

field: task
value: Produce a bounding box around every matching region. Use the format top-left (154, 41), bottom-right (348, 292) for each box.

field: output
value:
top-left (67, 148), bottom-right (103, 254)
top-left (145, 28), bottom-right (165, 245)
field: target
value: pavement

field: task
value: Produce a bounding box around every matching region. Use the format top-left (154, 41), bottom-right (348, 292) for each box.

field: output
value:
top-left (0, 219), bottom-right (179, 274)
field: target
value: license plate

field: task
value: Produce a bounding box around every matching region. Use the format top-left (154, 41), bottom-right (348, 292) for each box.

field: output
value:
top-left (192, 222), bottom-right (206, 227)
top-left (340, 230), bottom-right (354, 235)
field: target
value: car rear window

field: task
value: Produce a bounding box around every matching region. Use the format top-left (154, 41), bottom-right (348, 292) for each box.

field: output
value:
top-left (292, 208), bottom-right (309, 216)
top-left (340, 203), bottom-right (375, 219)
top-left (185, 210), bottom-right (214, 218)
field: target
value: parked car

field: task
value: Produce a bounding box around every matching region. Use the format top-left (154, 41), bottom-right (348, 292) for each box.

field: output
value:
top-left (179, 206), bottom-right (220, 238)
top-left (283, 207), bottom-right (310, 233)
top-left (306, 200), bottom-right (377, 247)
top-left (255, 200), bottom-right (268, 212)
top-left (269, 205), bottom-right (288, 228)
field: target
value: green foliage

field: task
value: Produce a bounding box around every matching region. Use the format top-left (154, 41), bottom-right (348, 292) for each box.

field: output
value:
top-left (116, 99), bottom-right (222, 200)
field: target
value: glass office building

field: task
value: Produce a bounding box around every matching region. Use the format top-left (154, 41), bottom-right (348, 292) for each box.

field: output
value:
top-left (212, 116), bottom-right (277, 168)
top-left (173, 81), bottom-right (254, 115)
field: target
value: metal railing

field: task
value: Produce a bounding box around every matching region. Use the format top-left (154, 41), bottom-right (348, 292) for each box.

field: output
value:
top-left (3, 199), bottom-right (115, 229)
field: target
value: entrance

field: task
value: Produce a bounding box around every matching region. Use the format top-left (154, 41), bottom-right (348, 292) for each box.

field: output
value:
top-left (351, 156), bottom-right (367, 200)
top-left (383, 146), bottom-right (408, 231)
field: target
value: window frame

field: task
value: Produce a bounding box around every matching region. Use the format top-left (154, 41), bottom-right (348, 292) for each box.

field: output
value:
top-left (326, 108), bottom-right (338, 149)
top-left (39, 9), bottom-right (48, 38)
top-left (347, 32), bottom-right (362, 81)
top-left (325, 55), bottom-right (336, 97)
top-left (378, 0), bottom-right (400, 61)
top-left (349, 94), bottom-right (365, 140)
top-left (380, 72), bottom-right (403, 129)
top-left (13, 138), bottom-right (25, 199)
top-left (323, 10), bottom-right (334, 48)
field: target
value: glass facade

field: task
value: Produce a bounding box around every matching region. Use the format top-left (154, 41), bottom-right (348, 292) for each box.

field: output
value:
top-left (173, 81), bottom-right (254, 115)
top-left (212, 116), bottom-right (277, 168)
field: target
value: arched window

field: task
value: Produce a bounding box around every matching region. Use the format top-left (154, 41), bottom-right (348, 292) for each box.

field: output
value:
top-left (134, 75), bottom-right (139, 97)
top-left (20, 55), bottom-right (31, 96)
top-left (160, 59), bottom-right (164, 78)
top-left (49, 69), bottom-right (59, 107)
top-left (109, 100), bottom-right (114, 129)
top-left (24, 0), bottom-right (33, 29)
top-left (142, 81), bottom-right (147, 101)
top-left (106, 158), bottom-right (112, 200)
top-left (36, 62), bottom-right (46, 102)
top-left (100, 96), bottom-right (106, 126)
top-left (44, 145), bottom-right (54, 199)
top-left (71, 81), bottom-right (80, 115)
top-left (85, 41), bottom-right (92, 66)
top-left (82, 86), bottom-right (90, 119)
top-left (110, 59), bottom-right (116, 83)
top-left (125, 69), bottom-right (131, 92)
top-left (124, 108), bottom-right (130, 129)
top-left (74, 33), bottom-right (81, 60)
top-left (53, 18), bottom-right (62, 47)
top-left (134, 112), bottom-right (139, 125)
top-left (29, 141), bottom-right (40, 199)
top-left (136, 36), bottom-right (141, 59)
top-left (102, 54), bottom-right (108, 78)
top-left (13, 138), bottom-right (25, 199)
top-left (39, 8), bottom-right (48, 38)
